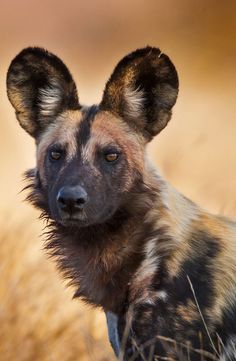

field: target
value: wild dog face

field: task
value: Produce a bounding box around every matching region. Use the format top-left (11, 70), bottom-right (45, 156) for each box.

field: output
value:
top-left (7, 47), bottom-right (178, 227)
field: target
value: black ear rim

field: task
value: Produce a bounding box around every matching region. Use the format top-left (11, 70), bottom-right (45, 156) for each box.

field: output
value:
top-left (103, 46), bottom-right (163, 86)
top-left (7, 46), bottom-right (79, 109)
top-left (7, 46), bottom-right (76, 86)
top-left (7, 46), bottom-right (80, 138)
top-left (101, 45), bottom-right (179, 106)
top-left (100, 45), bottom-right (179, 139)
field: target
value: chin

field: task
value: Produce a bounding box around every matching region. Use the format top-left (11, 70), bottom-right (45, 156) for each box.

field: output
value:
top-left (59, 218), bottom-right (90, 228)
top-left (59, 211), bottom-right (117, 229)
top-left (53, 210), bottom-right (89, 228)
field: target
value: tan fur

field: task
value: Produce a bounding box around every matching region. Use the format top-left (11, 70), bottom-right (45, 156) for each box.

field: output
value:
top-left (177, 299), bottom-right (200, 323)
top-left (82, 111), bottom-right (145, 190)
top-left (208, 217), bottom-right (236, 322)
top-left (130, 167), bottom-right (236, 329)
top-left (129, 170), bottom-right (195, 303)
top-left (7, 87), bottom-right (36, 134)
top-left (37, 110), bottom-right (83, 184)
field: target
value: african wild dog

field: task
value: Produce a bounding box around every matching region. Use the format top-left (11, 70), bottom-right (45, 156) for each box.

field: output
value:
top-left (7, 46), bottom-right (236, 360)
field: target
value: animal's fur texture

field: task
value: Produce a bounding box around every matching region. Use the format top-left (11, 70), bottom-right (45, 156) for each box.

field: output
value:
top-left (7, 46), bottom-right (236, 360)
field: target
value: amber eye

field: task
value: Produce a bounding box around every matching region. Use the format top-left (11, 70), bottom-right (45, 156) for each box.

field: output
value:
top-left (104, 153), bottom-right (119, 162)
top-left (50, 150), bottom-right (62, 161)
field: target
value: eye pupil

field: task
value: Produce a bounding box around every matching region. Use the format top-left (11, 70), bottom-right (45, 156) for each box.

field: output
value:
top-left (50, 151), bottom-right (62, 160)
top-left (105, 153), bottom-right (118, 162)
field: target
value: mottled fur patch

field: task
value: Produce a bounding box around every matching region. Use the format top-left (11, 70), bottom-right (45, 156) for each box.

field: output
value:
top-left (7, 46), bottom-right (236, 361)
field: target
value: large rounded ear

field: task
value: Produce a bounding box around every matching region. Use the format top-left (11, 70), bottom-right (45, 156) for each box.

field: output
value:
top-left (100, 46), bottom-right (179, 140)
top-left (7, 47), bottom-right (79, 138)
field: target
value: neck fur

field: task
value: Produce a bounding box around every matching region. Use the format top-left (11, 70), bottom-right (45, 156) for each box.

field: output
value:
top-left (26, 162), bottom-right (199, 312)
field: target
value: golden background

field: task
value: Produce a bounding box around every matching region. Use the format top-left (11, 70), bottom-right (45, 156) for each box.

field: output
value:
top-left (1, 1), bottom-right (236, 360)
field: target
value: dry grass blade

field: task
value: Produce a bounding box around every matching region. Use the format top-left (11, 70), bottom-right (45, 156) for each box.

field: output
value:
top-left (0, 222), bottom-right (115, 361)
top-left (187, 275), bottom-right (220, 358)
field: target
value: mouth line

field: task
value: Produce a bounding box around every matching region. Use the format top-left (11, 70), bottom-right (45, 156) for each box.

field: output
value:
top-left (58, 211), bottom-right (89, 226)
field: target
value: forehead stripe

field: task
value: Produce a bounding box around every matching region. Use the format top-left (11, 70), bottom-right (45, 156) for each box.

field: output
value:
top-left (77, 105), bottom-right (99, 147)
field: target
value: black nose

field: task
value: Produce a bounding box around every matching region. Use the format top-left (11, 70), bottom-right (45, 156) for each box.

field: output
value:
top-left (57, 186), bottom-right (88, 213)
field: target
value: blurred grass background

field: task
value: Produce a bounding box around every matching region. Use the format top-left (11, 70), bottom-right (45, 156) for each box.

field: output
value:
top-left (1, 0), bottom-right (236, 360)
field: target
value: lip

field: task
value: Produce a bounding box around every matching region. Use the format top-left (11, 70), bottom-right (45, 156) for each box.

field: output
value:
top-left (57, 209), bottom-right (89, 227)
top-left (59, 217), bottom-right (89, 227)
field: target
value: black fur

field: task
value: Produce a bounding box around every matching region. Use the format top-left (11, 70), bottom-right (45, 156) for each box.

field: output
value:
top-left (7, 46), bottom-right (236, 361)
top-left (7, 47), bottom-right (79, 137)
top-left (78, 105), bottom-right (99, 147)
top-left (101, 46), bottom-right (179, 139)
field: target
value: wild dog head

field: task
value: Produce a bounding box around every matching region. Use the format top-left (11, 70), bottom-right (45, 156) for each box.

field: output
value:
top-left (7, 46), bottom-right (178, 227)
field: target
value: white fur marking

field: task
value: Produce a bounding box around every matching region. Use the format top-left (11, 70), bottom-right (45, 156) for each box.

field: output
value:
top-left (39, 81), bottom-right (62, 116)
top-left (219, 335), bottom-right (236, 360)
top-left (144, 298), bottom-right (156, 306)
top-left (157, 290), bottom-right (168, 301)
top-left (124, 86), bottom-right (145, 118)
top-left (136, 237), bottom-right (159, 280)
top-left (143, 291), bottom-right (168, 306)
